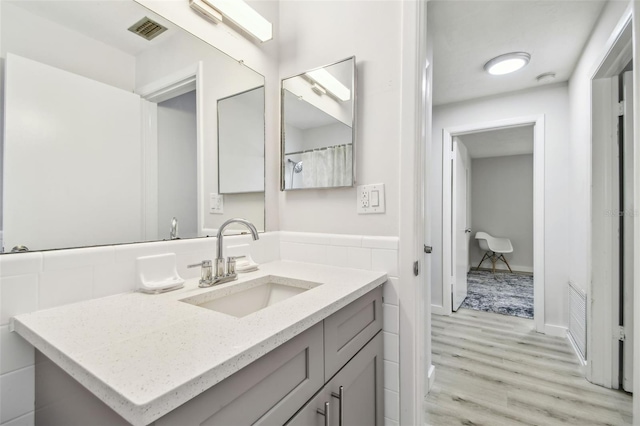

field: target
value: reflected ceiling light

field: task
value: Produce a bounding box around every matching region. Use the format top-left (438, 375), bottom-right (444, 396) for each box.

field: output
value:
top-left (305, 69), bottom-right (350, 101)
top-left (484, 52), bottom-right (530, 75)
top-left (189, 0), bottom-right (223, 23)
top-left (201, 0), bottom-right (272, 42)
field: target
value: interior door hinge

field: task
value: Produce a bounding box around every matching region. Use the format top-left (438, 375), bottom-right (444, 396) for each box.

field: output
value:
top-left (618, 326), bottom-right (626, 341)
top-left (413, 261), bottom-right (419, 276)
top-left (618, 101), bottom-right (625, 117)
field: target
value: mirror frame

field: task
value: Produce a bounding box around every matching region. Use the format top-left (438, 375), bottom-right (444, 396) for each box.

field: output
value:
top-left (280, 56), bottom-right (357, 191)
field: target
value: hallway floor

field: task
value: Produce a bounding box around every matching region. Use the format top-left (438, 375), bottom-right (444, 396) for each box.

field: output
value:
top-left (461, 270), bottom-right (533, 319)
top-left (425, 309), bottom-right (632, 425)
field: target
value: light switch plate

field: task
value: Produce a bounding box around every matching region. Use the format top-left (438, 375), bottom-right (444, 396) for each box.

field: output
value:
top-left (357, 184), bottom-right (385, 214)
top-left (209, 193), bottom-right (224, 214)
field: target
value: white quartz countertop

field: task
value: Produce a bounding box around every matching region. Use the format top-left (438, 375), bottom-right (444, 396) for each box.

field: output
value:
top-left (12, 261), bottom-right (387, 426)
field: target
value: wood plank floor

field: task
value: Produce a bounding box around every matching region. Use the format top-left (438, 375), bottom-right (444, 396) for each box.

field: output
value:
top-left (425, 309), bottom-right (633, 426)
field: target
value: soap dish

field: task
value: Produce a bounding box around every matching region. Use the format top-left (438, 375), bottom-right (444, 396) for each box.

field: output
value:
top-left (136, 253), bottom-right (185, 294)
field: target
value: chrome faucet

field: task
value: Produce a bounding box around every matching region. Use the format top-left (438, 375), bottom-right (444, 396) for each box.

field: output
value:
top-left (213, 218), bottom-right (259, 282)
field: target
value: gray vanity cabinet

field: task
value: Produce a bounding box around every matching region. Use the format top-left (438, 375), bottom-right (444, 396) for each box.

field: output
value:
top-left (286, 332), bottom-right (384, 426)
top-left (33, 287), bottom-right (383, 426)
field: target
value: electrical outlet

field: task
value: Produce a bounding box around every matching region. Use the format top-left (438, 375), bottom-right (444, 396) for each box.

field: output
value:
top-left (357, 184), bottom-right (385, 214)
top-left (209, 193), bottom-right (224, 214)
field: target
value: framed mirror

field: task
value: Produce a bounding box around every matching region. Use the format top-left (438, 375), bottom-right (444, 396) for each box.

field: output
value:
top-left (280, 56), bottom-right (356, 190)
top-left (0, 0), bottom-right (265, 253)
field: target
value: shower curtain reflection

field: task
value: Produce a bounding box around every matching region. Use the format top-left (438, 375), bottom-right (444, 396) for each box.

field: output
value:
top-left (284, 144), bottom-right (352, 189)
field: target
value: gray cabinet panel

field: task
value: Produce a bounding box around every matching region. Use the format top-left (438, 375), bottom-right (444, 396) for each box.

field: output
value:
top-left (327, 332), bottom-right (383, 426)
top-left (155, 322), bottom-right (324, 426)
top-left (324, 287), bottom-right (382, 381)
top-left (285, 389), bottom-right (330, 426)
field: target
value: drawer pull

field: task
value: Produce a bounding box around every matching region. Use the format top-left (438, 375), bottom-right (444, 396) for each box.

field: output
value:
top-left (331, 386), bottom-right (344, 426)
top-left (317, 401), bottom-right (330, 426)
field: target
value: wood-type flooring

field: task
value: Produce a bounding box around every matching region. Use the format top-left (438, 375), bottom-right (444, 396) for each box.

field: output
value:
top-left (425, 309), bottom-right (632, 426)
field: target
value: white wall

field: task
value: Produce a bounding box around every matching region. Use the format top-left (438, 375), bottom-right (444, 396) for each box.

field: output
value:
top-left (431, 83), bottom-right (570, 328)
top-left (278, 0), bottom-right (402, 236)
top-left (157, 91), bottom-right (198, 240)
top-left (470, 154), bottom-right (534, 272)
top-left (567, 0), bottom-right (629, 293)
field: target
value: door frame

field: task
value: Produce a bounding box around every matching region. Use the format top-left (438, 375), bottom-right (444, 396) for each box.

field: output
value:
top-left (137, 62), bottom-right (206, 239)
top-left (438, 115), bottom-right (545, 334)
top-left (588, 9), bottom-right (632, 390)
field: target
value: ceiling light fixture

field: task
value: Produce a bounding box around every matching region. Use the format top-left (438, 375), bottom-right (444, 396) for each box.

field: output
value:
top-left (536, 72), bottom-right (556, 84)
top-left (200, 0), bottom-right (273, 42)
top-left (484, 52), bottom-right (531, 76)
top-left (305, 69), bottom-right (351, 101)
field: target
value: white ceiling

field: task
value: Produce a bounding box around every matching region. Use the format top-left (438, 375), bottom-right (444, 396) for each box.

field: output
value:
top-left (458, 125), bottom-right (533, 159)
top-left (429, 0), bottom-right (607, 106)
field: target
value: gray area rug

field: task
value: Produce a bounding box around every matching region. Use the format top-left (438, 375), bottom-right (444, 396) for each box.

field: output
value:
top-left (460, 270), bottom-right (534, 319)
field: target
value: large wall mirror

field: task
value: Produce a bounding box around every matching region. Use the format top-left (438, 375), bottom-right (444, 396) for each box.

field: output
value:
top-left (281, 57), bottom-right (356, 190)
top-left (0, 0), bottom-right (265, 253)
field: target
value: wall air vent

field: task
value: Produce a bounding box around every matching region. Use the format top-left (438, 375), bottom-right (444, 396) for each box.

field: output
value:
top-left (127, 17), bottom-right (168, 41)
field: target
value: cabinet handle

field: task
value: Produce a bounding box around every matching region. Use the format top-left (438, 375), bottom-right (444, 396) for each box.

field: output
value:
top-left (317, 401), bottom-right (330, 426)
top-left (331, 386), bottom-right (344, 426)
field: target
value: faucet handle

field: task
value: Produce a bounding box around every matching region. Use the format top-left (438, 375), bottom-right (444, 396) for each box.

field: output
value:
top-left (188, 260), bottom-right (212, 269)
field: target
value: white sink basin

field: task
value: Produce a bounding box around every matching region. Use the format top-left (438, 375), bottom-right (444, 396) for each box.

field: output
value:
top-left (181, 275), bottom-right (321, 318)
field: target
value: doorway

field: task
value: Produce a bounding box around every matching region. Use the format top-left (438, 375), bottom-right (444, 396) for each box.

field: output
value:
top-left (452, 126), bottom-right (535, 319)
top-left (439, 116), bottom-right (545, 332)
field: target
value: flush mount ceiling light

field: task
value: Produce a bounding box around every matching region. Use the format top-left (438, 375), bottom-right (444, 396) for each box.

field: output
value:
top-left (305, 69), bottom-right (351, 101)
top-left (484, 52), bottom-right (531, 76)
top-left (198, 0), bottom-right (273, 42)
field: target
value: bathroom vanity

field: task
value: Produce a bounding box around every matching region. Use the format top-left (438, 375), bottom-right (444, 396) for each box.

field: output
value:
top-left (12, 261), bottom-right (386, 425)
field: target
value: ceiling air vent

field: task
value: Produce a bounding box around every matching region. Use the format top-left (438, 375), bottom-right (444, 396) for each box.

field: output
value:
top-left (128, 17), bottom-right (168, 41)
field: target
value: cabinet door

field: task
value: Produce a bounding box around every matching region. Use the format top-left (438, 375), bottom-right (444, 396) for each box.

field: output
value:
top-left (327, 332), bottom-right (383, 426)
top-left (156, 322), bottom-right (324, 426)
top-left (285, 389), bottom-right (331, 426)
top-left (324, 287), bottom-right (383, 381)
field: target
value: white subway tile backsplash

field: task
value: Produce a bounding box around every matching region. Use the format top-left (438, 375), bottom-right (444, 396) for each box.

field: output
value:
top-left (0, 326), bottom-right (34, 375)
top-left (92, 263), bottom-right (136, 299)
top-left (383, 389), bottom-right (399, 422)
top-left (372, 249), bottom-right (398, 277)
top-left (280, 242), bottom-right (327, 264)
top-left (362, 236), bottom-right (399, 250)
top-left (383, 360), bottom-right (399, 393)
top-left (383, 278), bottom-right (399, 306)
top-left (328, 234), bottom-right (363, 247)
top-left (0, 254), bottom-right (42, 278)
top-left (0, 275), bottom-right (38, 326)
top-left (1, 412), bottom-right (34, 426)
top-left (250, 232), bottom-right (280, 264)
top-left (42, 247), bottom-right (114, 271)
top-left (326, 246), bottom-right (349, 268)
top-left (0, 367), bottom-right (35, 423)
top-left (347, 247), bottom-right (372, 270)
top-left (383, 304), bottom-right (399, 334)
top-left (114, 241), bottom-right (178, 263)
top-left (278, 232), bottom-right (332, 245)
top-left (38, 267), bottom-right (93, 310)
top-left (383, 331), bottom-right (399, 363)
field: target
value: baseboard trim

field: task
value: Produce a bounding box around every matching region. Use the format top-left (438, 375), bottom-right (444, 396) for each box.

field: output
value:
top-left (544, 323), bottom-right (568, 338)
top-left (431, 304), bottom-right (449, 316)
top-left (427, 365), bottom-right (436, 392)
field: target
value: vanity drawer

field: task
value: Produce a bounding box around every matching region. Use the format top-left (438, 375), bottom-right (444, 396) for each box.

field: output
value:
top-left (323, 286), bottom-right (383, 381)
top-left (155, 322), bottom-right (324, 426)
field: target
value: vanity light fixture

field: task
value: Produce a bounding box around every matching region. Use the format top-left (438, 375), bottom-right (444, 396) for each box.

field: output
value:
top-left (199, 0), bottom-right (273, 42)
top-left (484, 52), bottom-right (531, 76)
top-left (305, 69), bottom-right (351, 101)
top-left (311, 83), bottom-right (327, 96)
top-left (189, 0), bottom-right (223, 23)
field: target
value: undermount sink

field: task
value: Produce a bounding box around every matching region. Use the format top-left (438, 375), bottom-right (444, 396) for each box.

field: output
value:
top-left (181, 275), bottom-right (322, 318)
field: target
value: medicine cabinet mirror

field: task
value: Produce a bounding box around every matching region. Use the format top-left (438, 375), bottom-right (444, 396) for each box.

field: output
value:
top-left (0, 0), bottom-right (265, 253)
top-left (281, 57), bottom-right (356, 190)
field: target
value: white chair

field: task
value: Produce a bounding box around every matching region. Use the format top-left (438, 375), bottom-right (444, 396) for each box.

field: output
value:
top-left (475, 231), bottom-right (513, 273)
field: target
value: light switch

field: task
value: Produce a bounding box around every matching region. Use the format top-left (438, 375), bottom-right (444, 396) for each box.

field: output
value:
top-left (371, 190), bottom-right (380, 207)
